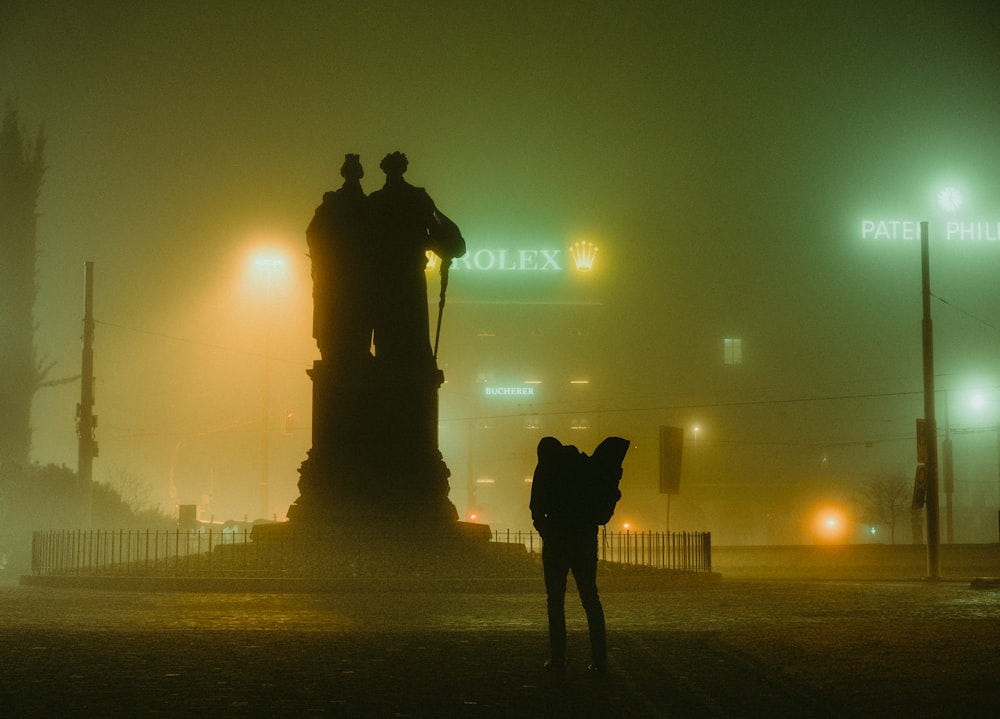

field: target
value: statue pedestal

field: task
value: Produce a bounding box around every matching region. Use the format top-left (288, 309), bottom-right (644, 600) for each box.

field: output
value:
top-left (287, 358), bottom-right (458, 529)
top-left (247, 520), bottom-right (534, 579)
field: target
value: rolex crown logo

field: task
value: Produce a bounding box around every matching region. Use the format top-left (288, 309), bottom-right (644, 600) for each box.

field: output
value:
top-left (571, 240), bottom-right (599, 271)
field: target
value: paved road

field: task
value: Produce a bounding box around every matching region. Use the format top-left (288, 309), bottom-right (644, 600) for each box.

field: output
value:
top-left (1, 577), bottom-right (998, 717)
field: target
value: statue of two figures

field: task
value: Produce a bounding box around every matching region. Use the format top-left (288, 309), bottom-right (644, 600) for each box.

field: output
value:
top-left (287, 153), bottom-right (466, 530)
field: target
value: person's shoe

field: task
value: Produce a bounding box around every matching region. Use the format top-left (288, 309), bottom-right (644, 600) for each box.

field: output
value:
top-left (543, 659), bottom-right (566, 672)
top-left (586, 663), bottom-right (606, 675)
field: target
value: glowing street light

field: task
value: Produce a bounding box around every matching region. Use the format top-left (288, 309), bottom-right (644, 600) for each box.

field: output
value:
top-left (962, 387), bottom-right (1000, 543)
top-left (253, 255), bottom-right (287, 291)
top-left (969, 392), bottom-right (987, 413)
top-left (255, 257), bottom-right (285, 267)
top-left (811, 505), bottom-right (850, 544)
top-left (943, 385), bottom-right (999, 544)
top-left (252, 252), bottom-right (287, 521)
top-left (692, 425), bottom-right (701, 474)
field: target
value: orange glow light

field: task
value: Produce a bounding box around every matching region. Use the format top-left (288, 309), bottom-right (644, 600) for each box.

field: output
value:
top-left (811, 505), bottom-right (850, 544)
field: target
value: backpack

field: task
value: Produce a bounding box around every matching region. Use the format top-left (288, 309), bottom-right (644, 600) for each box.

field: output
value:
top-left (588, 437), bottom-right (631, 525)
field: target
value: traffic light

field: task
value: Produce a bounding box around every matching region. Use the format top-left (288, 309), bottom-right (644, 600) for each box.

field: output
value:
top-left (659, 425), bottom-right (683, 495)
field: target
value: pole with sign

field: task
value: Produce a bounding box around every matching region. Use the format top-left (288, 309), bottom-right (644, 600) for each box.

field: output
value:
top-left (919, 221), bottom-right (941, 579)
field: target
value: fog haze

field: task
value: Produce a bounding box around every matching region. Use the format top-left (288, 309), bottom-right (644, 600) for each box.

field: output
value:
top-left (3, 2), bottom-right (999, 535)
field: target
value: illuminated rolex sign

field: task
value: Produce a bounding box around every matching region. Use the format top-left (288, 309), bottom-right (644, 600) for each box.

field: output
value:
top-left (861, 186), bottom-right (1000, 241)
top-left (451, 249), bottom-right (563, 271)
top-left (444, 241), bottom-right (601, 272)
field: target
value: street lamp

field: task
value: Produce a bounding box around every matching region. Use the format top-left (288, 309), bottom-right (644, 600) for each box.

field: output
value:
top-left (964, 388), bottom-right (1000, 543)
top-left (943, 385), bottom-right (999, 544)
top-left (943, 393), bottom-right (955, 545)
top-left (252, 254), bottom-right (286, 521)
top-left (692, 425), bottom-right (700, 477)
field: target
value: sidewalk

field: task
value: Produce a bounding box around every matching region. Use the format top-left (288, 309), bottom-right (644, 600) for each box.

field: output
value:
top-left (1, 577), bottom-right (998, 717)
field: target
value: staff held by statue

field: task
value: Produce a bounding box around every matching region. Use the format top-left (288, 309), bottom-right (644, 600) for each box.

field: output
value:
top-left (431, 208), bottom-right (462, 359)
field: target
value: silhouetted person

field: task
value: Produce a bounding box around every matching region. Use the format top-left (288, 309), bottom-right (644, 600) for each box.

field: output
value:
top-left (307, 153), bottom-right (372, 365)
top-left (367, 151), bottom-right (465, 370)
top-left (530, 436), bottom-right (607, 674)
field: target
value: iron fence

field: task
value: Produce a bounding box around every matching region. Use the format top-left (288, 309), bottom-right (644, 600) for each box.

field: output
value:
top-left (30, 527), bottom-right (711, 578)
top-left (494, 528), bottom-right (712, 572)
top-left (31, 528), bottom-right (265, 577)
top-left (600, 529), bottom-right (712, 572)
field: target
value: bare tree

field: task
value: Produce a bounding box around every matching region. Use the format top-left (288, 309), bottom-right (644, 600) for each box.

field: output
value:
top-left (855, 474), bottom-right (911, 544)
top-left (103, 464), bottom-right (154, 516)
top-left (0, 102), bottom-right (47, 471)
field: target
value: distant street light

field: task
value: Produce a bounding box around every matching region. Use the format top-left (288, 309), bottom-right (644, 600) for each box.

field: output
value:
top-left (692, 425), bottom-right (700, 476)
top-left (961, 387), bottom-right (1000, 544)
top-left (942, 385), bottom-right (999, 544)
top-left (252, 253), bottom-right (287, 521)
top-left (943, 392), bottom-right (955, 545)
top-left (969, 392), bottom-right (987, 412)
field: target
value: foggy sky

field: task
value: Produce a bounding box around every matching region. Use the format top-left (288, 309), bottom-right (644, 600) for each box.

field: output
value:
top-left (3, 1), bottom-right (1000, 525)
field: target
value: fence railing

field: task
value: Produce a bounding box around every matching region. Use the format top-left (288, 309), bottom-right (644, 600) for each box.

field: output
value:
top-left (31, 527), bottom-right (711, 578)
top-left (31, 528), bottom-right (265, 578)
top-left (602, 529), bottom-right (712, 572)
top-left (491, 528), bottom-right (711, 573)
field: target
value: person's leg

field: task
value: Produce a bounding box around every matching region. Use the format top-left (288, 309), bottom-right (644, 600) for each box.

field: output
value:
top-left (542, 540), bottom-right (569, 668)
top-left (570, 532), bottom-right (606, 672)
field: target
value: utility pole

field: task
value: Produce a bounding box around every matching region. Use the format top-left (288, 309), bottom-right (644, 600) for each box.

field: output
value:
top-left (76, 261), bottom-right (97, 527)
top-left (942, 396), bottom-right (954, 544)
top-left (256, 257), bottom-right (283, 522)
top-left (261, 341), bottom-right (270, 521)
top-left (920, 222), bottom-right (940, 579)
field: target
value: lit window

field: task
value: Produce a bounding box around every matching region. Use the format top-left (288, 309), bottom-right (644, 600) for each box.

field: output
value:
top-left (724, 338), bottom-right (743, 365)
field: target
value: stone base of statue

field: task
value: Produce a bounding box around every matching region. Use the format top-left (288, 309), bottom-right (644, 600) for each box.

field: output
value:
top-left (286, 356), bottom-right (459, 529)
top-left (250, 355), bottom-right (508, 576)
top-left (245, 518), bottom-right (532, 580)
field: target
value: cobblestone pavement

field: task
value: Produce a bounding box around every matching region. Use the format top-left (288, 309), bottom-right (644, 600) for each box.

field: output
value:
top-left (1, 577), bottom-right (998, 717)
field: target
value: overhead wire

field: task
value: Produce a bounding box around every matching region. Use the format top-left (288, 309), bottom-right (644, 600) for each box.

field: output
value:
top-left (932, 292), bottom-right (1000, 336)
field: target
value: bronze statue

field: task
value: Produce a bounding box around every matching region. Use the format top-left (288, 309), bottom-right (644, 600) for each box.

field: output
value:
top-left (367, 151), bottom-right (466, 369)
top-left (291, 152), bottom-right (465, 529)
top-left (306, 154), bottom-right (372, 366)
